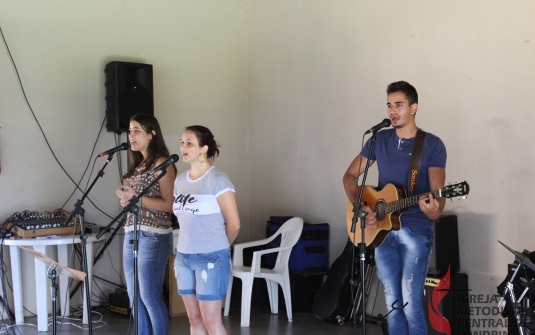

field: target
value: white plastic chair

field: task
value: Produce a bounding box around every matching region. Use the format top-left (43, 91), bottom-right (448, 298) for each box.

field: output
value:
top-left (224, 217), bottom-right (304, 327)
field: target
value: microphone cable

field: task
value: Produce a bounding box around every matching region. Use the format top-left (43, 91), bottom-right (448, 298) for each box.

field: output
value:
top-left (1, 25), bottom-right (114, 220)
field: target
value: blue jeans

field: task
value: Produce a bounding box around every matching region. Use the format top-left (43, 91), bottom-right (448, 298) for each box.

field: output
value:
top-left (375, 226), bottom-right (433, 335)
top-left (174, 248), bottom-right (231, 301)
top-left (123, 231), bottom-right (172, 335)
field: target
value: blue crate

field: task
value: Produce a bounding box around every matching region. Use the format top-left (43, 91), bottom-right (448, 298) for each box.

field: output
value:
top-left (265, 216), bottom-right (329, 276)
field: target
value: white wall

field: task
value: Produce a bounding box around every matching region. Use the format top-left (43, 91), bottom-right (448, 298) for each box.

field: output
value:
top-left (246, 0), bottom-right (535, 330)
top-left (1, 0), bottom-right (534, 332)
top-left (0, 0), bottom-right (248, 315)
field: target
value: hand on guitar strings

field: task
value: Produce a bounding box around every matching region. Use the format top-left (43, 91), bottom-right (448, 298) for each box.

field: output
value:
top-left (361, 204), bottom-right (377, 228)
top-left (418, 193), bottom-right (441, 221)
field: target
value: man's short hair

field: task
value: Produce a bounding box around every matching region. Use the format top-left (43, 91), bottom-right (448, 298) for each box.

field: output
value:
top-left (387, 81), bottom-right (418, 105)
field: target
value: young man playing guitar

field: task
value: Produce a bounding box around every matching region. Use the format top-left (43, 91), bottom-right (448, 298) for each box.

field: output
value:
top-left (343, 81), bottom-right (447, 335)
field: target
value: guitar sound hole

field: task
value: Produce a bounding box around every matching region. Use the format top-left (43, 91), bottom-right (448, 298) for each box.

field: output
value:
top-left (376, 199), bottom-right (386, 220)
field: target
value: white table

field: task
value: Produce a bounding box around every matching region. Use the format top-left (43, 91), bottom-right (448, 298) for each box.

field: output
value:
top-left (3, 234), bottom-right (101, 331)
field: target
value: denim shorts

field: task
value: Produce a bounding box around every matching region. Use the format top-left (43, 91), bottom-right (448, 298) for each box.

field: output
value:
top-left (174, 248), bottom-right (231, 301)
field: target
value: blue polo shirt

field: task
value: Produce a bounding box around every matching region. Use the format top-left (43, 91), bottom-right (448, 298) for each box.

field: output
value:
top-left (361, 128), bottom-right (447, 228)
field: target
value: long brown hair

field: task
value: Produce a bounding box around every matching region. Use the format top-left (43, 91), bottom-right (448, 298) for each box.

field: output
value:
top-left (123, 114), bottom-right (176, 178)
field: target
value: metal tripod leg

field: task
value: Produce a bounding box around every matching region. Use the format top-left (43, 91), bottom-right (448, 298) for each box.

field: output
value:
top-left (351, 262), bottom-right (376, 324)
top-left (499, 265), bottom-right (527, 335)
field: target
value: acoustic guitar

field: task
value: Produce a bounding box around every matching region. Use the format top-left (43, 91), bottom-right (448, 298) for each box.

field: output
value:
top-left (346, 181), bottom-right (470, 248)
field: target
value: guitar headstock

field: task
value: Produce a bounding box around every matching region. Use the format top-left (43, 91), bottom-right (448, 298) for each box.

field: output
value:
top-left (441, 181), bottom-right (470, 200)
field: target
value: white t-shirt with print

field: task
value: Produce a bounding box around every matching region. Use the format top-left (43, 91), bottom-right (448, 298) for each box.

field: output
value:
top-left (173, 166), bottom-right (235, 254)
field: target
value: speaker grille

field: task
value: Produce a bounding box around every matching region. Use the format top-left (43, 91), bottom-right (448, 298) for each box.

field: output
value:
top-left (105, 61), bottom-right (154, 133)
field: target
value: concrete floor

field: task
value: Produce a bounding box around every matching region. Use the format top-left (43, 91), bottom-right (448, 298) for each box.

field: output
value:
top-left (2, 303), bottom-right (386, 335)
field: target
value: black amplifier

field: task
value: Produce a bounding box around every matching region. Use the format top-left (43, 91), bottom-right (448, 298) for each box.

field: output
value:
top-left (424, 272), bottom-right (470, 334)
top-left (109, 289), bottom-right (131, 317)
top-left (428, 215), bottom-right (460, 276)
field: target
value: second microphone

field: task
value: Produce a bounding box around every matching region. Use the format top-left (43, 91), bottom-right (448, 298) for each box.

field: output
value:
top-left (152, 154), bottom-right (179, 174)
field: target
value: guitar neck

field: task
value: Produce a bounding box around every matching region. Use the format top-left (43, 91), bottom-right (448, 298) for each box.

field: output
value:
top-left (385, 189), bottom-right (441, 214)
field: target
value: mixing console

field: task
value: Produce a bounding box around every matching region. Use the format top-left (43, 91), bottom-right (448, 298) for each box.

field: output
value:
top-left (9, 218), bottom-right (80, 238)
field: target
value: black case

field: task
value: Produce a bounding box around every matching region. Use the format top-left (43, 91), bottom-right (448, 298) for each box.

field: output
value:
top-left (312, 239), bottom-right (356, 323)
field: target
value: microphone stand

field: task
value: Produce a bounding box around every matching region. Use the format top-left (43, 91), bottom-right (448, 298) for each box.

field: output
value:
top-left (350, 130), bottom-right (379, 335)
top-left (99, 169), bottom-right (168, 335)
top-left (97, 204), bottom-right (128, 240)
top-left (47, 264), bottom-right (60, 335)
top-left (62, 154), bottom-right (118, 334)
top-left (69, 215), bottom-right (127, 300)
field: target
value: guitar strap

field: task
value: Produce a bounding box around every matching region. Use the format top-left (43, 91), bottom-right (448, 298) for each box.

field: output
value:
top-left (408, 129), bottom-right (427, 196)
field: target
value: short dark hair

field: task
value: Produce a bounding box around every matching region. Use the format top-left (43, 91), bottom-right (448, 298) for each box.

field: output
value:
top-left (185, 125), bottom-right (220, 161)
top-left (386, 81), bottom-right (418, 105)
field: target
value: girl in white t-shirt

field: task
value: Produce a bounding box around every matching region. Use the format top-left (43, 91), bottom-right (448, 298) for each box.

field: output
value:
top-left (173, 125), bottom-right (240, 335)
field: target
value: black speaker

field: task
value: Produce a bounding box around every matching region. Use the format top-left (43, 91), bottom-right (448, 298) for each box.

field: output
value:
top-left (424, 272), bottom-right (470, 334)
top-left (428, 214), bottom-right (460, 276)
top-left (105, 61), bottom-right (153, 133)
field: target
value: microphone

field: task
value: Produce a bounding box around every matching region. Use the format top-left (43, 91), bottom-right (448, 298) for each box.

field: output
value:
top-left (152, 154), bottom-right (179, 174)
top-left (364, 118), bottom-right (392, 134)
top-left (99, 143), bottom-right (129, 157)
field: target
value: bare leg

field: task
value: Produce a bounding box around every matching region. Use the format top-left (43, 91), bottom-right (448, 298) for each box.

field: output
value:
top-left (182, 295), bottom-right (208, 335)
top-left (199, 300), bottom-right (227, 335)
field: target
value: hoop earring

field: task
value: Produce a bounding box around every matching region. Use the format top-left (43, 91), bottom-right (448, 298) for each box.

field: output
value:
top-left (198, 153), bottom-right (206, 163)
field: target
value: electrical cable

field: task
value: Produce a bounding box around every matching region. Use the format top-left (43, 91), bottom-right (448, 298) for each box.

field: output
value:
top-left (60, 117), bottom-right (114, 220)
top-left (1, 25), bottom-right (113, 220)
